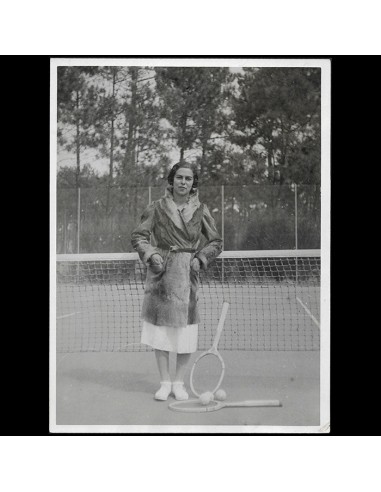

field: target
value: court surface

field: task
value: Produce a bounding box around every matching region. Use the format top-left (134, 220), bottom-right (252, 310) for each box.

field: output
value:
top-left (55, 349), bottom-right (319, 431)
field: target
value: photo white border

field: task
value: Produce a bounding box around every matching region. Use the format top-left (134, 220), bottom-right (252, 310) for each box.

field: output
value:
top-left (50, 57), bottom-right (330, 434)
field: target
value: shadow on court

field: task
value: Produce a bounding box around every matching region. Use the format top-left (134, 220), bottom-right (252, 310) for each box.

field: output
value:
top-left (55, 351), bottom-right (319, 430)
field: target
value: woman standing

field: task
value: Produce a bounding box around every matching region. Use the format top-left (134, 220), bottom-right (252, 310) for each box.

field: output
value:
top-left (131, 162), bottom-right (222, 401)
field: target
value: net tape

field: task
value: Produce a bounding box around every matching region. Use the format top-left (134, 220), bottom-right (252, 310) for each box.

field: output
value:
top-left (56, 250), bottom-right (320, 353)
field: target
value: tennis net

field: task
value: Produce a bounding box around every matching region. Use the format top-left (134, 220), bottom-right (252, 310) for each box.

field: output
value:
top-left (55, 250), bottom-right (320, 352)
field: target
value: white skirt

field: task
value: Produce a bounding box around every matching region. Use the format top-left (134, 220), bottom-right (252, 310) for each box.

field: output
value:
top-left (141, 320), bottom-right (198, 353)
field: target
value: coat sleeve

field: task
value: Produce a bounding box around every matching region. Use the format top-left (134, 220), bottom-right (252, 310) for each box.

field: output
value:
top-left (195, 204), bottom-right (223, 270)
top-left (131, 203), bottom-right (158, 264)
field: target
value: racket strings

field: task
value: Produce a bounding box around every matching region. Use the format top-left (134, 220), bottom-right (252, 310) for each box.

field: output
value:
top-left (191, 353), bottom-right (224, 396)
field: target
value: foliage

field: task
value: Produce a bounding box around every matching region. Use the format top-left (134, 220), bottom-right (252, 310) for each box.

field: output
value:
top-left (56, 66), bottom-right (322, 253)
top-left (232, 67), bottom-right (321, 185)
top-left (155, 67), bottom-right (231, 166)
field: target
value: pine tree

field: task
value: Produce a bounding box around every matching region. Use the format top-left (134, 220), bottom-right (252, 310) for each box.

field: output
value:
top-left (155, 67), bottom-right (231, 171)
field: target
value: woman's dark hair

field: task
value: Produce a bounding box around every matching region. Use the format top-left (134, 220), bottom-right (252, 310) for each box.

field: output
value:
top-left (167, 161), bottom-right (199, 190)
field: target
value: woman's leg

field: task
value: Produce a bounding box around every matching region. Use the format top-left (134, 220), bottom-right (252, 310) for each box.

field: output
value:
top-left (154, 350), bottom-right (171, 400)
top-left (172, 353), bottom-right (191, 400)
top-left (174, 353), bottom-right (191, 382)
top-left (155, 349), bottom-right (170, 381)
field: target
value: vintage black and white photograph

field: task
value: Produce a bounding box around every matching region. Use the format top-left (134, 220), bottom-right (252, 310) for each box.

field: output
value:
top-left (50, 57), bottom-right (330, 433)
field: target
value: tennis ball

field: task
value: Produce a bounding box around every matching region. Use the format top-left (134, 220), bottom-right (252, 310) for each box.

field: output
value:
top-left (214, 389), bottom-right (227, 401)
top-left (199, 392), bottom-right (214, 405)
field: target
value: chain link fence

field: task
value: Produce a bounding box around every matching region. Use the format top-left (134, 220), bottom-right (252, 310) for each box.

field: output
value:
top-left (56, 184), bottom-right (320, 254)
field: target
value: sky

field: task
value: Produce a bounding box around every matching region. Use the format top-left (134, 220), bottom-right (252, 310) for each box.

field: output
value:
top-left (58, 148), bottom-right (109, 175)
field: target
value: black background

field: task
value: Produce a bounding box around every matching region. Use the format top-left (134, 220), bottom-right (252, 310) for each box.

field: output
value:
top-left (1, 55), bottom-right (376, 437)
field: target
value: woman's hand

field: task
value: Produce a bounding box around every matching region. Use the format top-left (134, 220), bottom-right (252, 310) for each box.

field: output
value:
top-left (191, 257), bottom-right (201, 273)
top-left (149, 254), bottom-right (164, 273)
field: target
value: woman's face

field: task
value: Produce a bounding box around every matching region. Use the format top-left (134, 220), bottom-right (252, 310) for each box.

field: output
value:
top-left (173, 168), bottom-right (194, 198)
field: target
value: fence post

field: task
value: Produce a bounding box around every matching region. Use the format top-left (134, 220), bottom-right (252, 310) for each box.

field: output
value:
top-left (294, 183), bottom-right (298, 250)
top-left (148, 185), bottom-right (152, 205)
top-left (77, 186), bottom-right (81, 254)
top-left (221, 185), bottom-right (225, 283)
top-left (63, 209), bottom-right (67, 254)
top-left (221, 185), bottom-right (225, 248)
top-left (294, 183), bottom-right (298, 285)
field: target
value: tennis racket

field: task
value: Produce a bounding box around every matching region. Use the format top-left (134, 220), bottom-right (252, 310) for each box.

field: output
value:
top-left (169, 398), bottom-right (282, 413)
top-left (190, 301), bottom-right (229, 398)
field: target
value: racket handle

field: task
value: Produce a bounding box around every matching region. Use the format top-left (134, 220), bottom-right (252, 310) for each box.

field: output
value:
top-left (227, 400), bottom-right (282, 407)
top-left (211, 302), bottom-right (229, 350)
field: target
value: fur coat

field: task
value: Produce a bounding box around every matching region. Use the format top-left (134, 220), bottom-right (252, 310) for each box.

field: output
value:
top-left (131, 188), bottom-right (222, 328)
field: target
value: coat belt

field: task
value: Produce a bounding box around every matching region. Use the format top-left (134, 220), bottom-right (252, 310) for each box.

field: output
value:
top-left (157, 245), bottom-right (197, 253)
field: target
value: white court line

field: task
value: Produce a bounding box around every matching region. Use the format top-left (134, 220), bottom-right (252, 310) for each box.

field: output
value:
top-left (296, 297), bottom-right (320, 328)
top-left (57, 312), bottom-right (77, 320)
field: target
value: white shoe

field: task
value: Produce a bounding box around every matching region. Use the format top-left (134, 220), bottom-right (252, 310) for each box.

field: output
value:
top-left (172, 382), bottom-right (189, 401)
top-left (154, 381), bottom-right (172, 401)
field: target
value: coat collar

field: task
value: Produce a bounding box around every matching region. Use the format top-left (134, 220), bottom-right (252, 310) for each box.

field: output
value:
top-left (162, 187), bottom-right (200, 229)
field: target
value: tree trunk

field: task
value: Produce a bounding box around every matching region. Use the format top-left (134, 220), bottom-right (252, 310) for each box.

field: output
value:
top-left (313, 184), bottom-right (320, 220)
top-left (106, 69), bottom-right (116, 215)
top-left (75, 90), bottom-right (81, 252)
top-left (200, 138), bottom-right (208, 177)
top-left (179, 111), bottom-right (187, 161)
top-left (124, 67), bottom-right (138, 182)
top-left (267, 147), bottom-right (276, 186)
top-left (75, 91), bottom-right (81, 188)
top-left (279, 120), bottom-right (287, 185)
